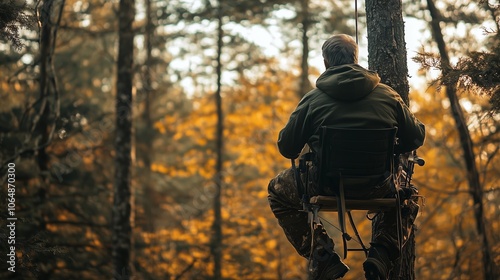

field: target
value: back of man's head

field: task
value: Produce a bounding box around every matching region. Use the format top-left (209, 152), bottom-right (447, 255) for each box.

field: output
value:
top-left (322, 34), bottom-right (358, 67)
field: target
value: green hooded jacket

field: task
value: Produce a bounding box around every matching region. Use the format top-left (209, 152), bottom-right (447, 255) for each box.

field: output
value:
top-left (277, 64), bottom-right (425, 159)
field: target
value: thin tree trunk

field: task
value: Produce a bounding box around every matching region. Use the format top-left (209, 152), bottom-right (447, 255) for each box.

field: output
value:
top-left (113, 0), bottom-right (135, 278)
top-left (211, 1), bottom-right (224, 279)
top-left (35, 1), bottom-right (63, 277)
top-left (141, 0), bottom-right (155, 233)
top-left (426, 1), bottom-right (495, 279)
top-left (298, 0), bottom-right (312, 97)
top-left (34, 1), bottom-right (53, 278)
top-left (365, 1), bottom-right (415, 279)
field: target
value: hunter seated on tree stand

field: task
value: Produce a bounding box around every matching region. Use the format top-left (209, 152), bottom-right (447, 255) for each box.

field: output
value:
top-left (267, 34), bottom-right (425, 280)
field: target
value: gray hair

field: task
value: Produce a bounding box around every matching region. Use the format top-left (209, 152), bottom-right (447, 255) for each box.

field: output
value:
top-left (322, 34), bottom-right (358, 67)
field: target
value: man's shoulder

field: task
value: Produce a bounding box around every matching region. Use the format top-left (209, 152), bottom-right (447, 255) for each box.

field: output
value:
top-left (373, 83), bottom-right (402, 100)
top-left (305, 88), bottom-right (324, 97)
top-left (301, 88), bottom-right (325, 102)
top-left (374, 83), bottom-right (397, 94)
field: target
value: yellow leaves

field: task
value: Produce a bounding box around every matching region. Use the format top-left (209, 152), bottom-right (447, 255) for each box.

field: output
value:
top-left (13, 82), bottom-right (23, 92)
top-left (196, 137), bottom-right (207, 146)
top-left (405, 84), bottom-right (500, 277)
top-left (256, 190), bottom-right (267, 198)
top-left (87, 230), bottom-right (102, 247)
top-left (198, 167), bottom-right (212, 178)
top-left (1, 80), bottom-right (9, 93)
top-left (222, 208), bottom-right (230, 220)
top-left (141, 68), bottom-right (309, 279)
top-left (257, 216), bottom-right (267, 227)
top-left (151, 163), bottom-right (168, 174)
top-left (136, 226), bottom-right (214, 277)
top-left (151, 152), bottom-right (215, 178)
top-left (153, 121), bottom-right (166, 134)
top-left (265, 239), bottom-right (277, 250)
top-left (81, 154), bottom-right (95, 166)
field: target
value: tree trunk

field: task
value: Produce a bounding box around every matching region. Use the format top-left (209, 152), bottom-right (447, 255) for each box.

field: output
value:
top-left (34, 1), bottom-right (62, 277)
top-left (34, 1), bottom-right (53, 278)
top-left (365, 0), bottom-right (409, 103)
top-left (113, 0), bottom-right (135, 278)
top-left (426, 1), bottom-right (496, 279)
top-left (141, 0), bottom-right (155, 233)
top-left (365, 1), bottom-right (414, 279)
top-left (211, 1), bottom-right (224, 279)
top-left (298, 0), bottom-right (312, 97)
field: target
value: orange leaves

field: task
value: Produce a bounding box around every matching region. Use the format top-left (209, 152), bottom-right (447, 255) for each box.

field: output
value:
top-left (151, 156), bottom-right (215, 178)
top-left (143, 67), bottom-right (308, 278)
top-left (153, 121), bottom-right (167, 134)
top-left (406, 85), bottom-right (500, 278)
top-left (265, 239), bottom-right (277, 250)
top-left (151, 163), bottom-right (168, 174)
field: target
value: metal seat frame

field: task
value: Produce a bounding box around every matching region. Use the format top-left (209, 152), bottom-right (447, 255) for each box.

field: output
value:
top-left (298, 126), bottom-right (422, 259)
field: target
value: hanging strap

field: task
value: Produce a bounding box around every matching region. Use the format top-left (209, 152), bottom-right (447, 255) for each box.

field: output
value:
top-left (355, 0), bottom-right (359, 44)
top-left (395, 189), bottom-right (404, 276)
top-left (337, 176), bottom-right (350, 259)
top-left (292, 152), bottom-right (315, 203)
top-left (291, 159), bottom-right (306, 201)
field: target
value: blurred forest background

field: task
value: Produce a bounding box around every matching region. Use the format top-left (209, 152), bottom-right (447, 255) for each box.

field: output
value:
top-left (0, 0), bottom-right (499, 279)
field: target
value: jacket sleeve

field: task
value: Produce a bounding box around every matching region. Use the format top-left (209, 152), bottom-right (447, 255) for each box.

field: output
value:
top-left (277, 95), bottom-right (314, 159)
top-left (395, 97), bottom-right (426, 153)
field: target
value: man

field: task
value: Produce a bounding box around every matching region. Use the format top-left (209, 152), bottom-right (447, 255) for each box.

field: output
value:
top-left (268, 34), bottom-right (425, 280)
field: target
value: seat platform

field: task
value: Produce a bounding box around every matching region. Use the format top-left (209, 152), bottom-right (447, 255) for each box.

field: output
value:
top-left (309, 196), bottom-right (397, 211)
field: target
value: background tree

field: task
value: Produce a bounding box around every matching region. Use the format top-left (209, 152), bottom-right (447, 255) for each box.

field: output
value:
top-left (0, 0), bottom-right (32, 50)
top-left (212, 0), bottom-right (224, 278)
top-left (137, 0), bottom-right (155, 233)
top-left (113, 0), bottom-right (135, 278)
top-left (33, 0), bottom-right (62, 278)
top-left (1, 1), bottom-right (498, 279)
top-left (1, 0), bottom-right (118, 278)
top-left (298, 0), bottom-right (313, 97)
top-left (444, 2), bottom-right (500, 112)
top-left (414, 0), bottom-right (497, 278)
top-left (280, 0), bottom-right (355, 97)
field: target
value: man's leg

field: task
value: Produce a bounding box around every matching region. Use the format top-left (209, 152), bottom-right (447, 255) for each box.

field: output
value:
top-left (267, 168), bottom-right (348, 279)
top-left (267, 168), bottom-right (311, 256)
top-left (364, 197), bottom-right (419, 279)
top-left (345, 181), bottom-right (400, 280)
top-left (364, 209), bottom-right (400, 279)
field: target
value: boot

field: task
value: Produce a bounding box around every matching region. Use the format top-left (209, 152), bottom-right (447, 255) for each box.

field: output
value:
top-left (363, 245), bottom-right (393, 280)
top-left (308, 227), bottom-right (349, 280)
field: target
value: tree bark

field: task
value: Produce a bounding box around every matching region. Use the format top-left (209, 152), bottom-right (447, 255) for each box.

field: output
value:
top-left (34, 1), bottom-right (53, 278)
top-left (211, 1), bottom-right (224, 279)
top-left (365, 0), bottom-right (410, 103)
top-left (113, 0), bottom-right (135, 279)
top-left (141, 0), bottom-right (155, 233)
top-left (33, 1), bottom-right (63, 277)
top-left (426, 1), bottom-right (496, 279)
top-left (365, 1), bottom-right (414, 279)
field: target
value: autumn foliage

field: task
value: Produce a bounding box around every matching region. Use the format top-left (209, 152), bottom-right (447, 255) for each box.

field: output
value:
top-left (0, 0), bottom-right (499, 279)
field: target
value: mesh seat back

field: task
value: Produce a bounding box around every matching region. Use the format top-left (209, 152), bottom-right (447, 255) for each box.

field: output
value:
top-left (317, 127), bottom-right (397, 196)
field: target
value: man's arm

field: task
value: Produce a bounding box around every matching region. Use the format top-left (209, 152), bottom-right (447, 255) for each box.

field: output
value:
top-left (395, 98), bottom-right (426, 153)
top-left (277, 96), bottom-right (313, 159)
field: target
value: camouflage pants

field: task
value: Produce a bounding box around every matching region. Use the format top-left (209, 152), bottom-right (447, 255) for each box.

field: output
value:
top-left (267, 167), bottom-right (405, 261)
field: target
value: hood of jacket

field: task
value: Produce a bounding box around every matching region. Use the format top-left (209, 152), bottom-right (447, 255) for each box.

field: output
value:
top-left (316, 64), bottom-right (381, 102)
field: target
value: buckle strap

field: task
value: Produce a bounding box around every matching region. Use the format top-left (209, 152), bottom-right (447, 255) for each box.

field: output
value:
top-left (291, 159), bottom-right (306, 200)
top-left (337, 176), bottom-right (349, 259)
